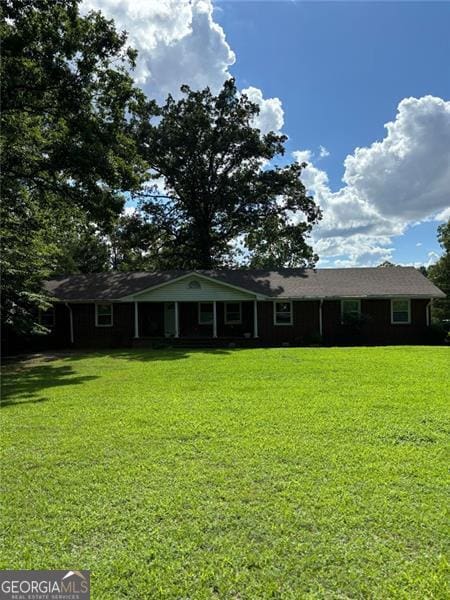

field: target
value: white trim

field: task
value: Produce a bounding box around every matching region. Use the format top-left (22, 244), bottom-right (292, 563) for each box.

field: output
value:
top-left (253, 300), bottom-right (259, 338)
top-left (224, 301), bottom-right (242, 325)
top-left (120, 271), bottom-right (263, 301)
top-left (51, 292), bottom-right (445, 304)
top-left (341, 298), bottom-right (361, 323)
top-left (391, 298), bottom-right (411, 325)
top-left (198, 302), bottom-right (214, 325)
top-left (273, 300), bottom-right (293, 326)
top-left (95, 302), bottom-right (113, 327)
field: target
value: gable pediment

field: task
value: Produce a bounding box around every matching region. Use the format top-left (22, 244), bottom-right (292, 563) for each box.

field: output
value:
top-left (128, 273), bottom-right (256, 301)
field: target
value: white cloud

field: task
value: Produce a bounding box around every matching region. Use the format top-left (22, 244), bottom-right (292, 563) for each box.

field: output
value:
top-left (83, 0), bottom-right (285, 144)
top-left (292, 149), bottom-right (312, 164)
top-left (82, 0), bottom-right (235, 99)
top-left (294, 95), bottom-right (450, 266)
top-left (416, 242), bottom-right (422, 247)
top-left (319, 145), bottom-right (330, 158)
top-left (435, 206), bottom-right (450, 221)
top-left (241, 86), bottom-right (284, 134)
top-left (426, 250), bottom-right (441, 267)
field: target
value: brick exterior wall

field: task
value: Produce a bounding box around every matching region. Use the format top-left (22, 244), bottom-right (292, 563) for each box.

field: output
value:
top-left (6, 298), bottom-right (433, 354)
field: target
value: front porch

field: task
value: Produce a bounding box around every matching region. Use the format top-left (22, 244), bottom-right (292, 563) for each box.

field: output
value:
top-left (132, 300), bottom-right (259, 341)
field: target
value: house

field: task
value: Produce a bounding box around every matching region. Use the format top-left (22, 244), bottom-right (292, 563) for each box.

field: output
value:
top-left (32, 266), bottom-right (445, 349)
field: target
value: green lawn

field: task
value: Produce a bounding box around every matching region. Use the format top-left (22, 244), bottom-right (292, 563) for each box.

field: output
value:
top-left (1, 347), bottom-right (449, 599)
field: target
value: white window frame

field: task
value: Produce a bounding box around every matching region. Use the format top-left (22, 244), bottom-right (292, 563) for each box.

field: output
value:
top-left (95, 302), bottom-right (114, 327)
top-left (273, 300), bottom-right (293, 326)
top-left (391, 298), bottom-right (411, 325)
top-left (341, 299), bottom-right (361, 323)
top-left (224, 302), bottom-right (242, 325)
top-left (198, 302), bottom-right (214, 325)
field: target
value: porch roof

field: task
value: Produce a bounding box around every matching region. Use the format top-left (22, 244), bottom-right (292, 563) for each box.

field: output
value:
top-left (44, 267), bottom-right (445, 301)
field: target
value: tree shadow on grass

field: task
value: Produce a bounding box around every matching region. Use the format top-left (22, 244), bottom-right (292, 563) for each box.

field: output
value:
top-left (104, 347), bottom-right (248, 362)
top-left (31, 347), bottom-right (241, 363)
top-left (1, 364), bottom-right (98, 408)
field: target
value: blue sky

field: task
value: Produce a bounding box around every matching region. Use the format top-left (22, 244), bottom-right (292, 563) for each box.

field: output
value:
top-left (214, 1), bottom-right (450, 266)
top-left (86, 0), bottom-right (450, 267)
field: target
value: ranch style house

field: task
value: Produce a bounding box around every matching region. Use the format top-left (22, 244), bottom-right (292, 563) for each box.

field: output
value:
top-left (28, 266), bottom-right (446, 349)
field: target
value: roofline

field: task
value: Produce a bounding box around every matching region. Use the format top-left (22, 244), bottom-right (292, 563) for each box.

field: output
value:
top-left (118, 271), bottom-right (268, 301)
top-left (50, 293), bottom-right (445, 303)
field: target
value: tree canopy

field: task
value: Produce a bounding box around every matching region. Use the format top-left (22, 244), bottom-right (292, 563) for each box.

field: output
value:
top-left (1, 0), bottom-right (153, 334)
top-left (428, 219), bottom-right (450, 322)
top-left (135, 79), bottom-right (321, 269)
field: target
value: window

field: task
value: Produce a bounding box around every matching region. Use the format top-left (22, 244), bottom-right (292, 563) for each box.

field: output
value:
top-left (341, 299), bottom-right (361, 323)
top-left (40, 307), bottom-right (55, 330)
top-left (188, 280), bottom-right (201, 289)
top-left (198, 302), bottom-right (214, 324)
top-left (95, 303), bottom-right (113, 327)
top-left (391, 299), bottom-right (410, 324)
top-left (225, 302), bottom-right (242, 324)
top-left (274, 301), bottom-right (293, 325)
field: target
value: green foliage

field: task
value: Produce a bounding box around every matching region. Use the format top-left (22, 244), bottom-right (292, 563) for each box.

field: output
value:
top-left (1, 347), bottom-right (449, 597)
top-left (109, 213), bottom-right (164, 271)
top-left (428, 220), bottom-right (450, 322)
top-left (1, 0), bottom-right (153, 333)
top-left (137, 79), bottom-right (321, 269)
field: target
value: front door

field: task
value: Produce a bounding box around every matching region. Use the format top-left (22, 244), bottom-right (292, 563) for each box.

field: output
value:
top-left (164, 302), bottom-right (176, 337)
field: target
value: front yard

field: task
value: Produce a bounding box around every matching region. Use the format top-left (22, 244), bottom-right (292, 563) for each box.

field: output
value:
top-left (1, 347), bottom-right (448, 598)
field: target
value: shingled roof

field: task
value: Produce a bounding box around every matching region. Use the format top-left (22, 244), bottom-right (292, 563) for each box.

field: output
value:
top-left (44, 267), bottom-right (445, 301)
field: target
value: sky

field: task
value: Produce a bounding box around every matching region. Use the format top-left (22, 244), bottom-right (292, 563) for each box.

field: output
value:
top-left (82, 0), bottom-right (450, 268)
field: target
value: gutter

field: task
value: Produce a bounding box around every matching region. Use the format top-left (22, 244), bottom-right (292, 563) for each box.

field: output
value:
top-left (426, 299), bottom-right (432, 327)
top-left (65, 302), bottom-right (74, 344)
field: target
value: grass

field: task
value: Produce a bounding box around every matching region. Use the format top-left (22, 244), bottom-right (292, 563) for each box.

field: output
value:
top-left (1, 346), bottom-right (449, 599)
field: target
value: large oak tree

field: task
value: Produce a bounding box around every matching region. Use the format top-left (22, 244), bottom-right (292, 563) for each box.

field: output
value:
top-left (135, 79), bottom-right (321, 269)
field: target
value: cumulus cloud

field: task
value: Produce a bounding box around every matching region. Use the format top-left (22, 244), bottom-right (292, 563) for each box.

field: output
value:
top-left (295, 95), bottom-right (450, 266)
top-left (319, 145), bottom-right (330, 158)
top-left (82, 0), bottom-right (235, 99)
top-left (83, 0), bottom-right (285, 138)
top-left (241, 86), bottom-right (284, 134)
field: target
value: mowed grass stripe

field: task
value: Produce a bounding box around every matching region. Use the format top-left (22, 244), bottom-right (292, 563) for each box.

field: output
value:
top-left (1, 347), bottom-right (449, 599)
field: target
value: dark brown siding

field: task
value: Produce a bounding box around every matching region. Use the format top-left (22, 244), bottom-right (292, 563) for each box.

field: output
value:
top-left (217, 301), bottom-right (254, 337)
top-left (257, 300), bottom-right (321, 345)
top-left (322, 298), bottom-right (430, 345)
top-left (70, 302), bottom-right (134, 348)
top-left (7, 297), bottom-right (434, 354)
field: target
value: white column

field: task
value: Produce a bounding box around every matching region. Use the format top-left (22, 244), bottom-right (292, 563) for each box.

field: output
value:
top-left (174, 301), bottom-right (180, 338)
top-left (134, 301), bottom-right (139, 338)
top-left (253, 299), bottom-right (259, 338)
top-left (319, 299), bottom-right (323, 337)
top-left (213, 301), bottom-right (217, 338)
